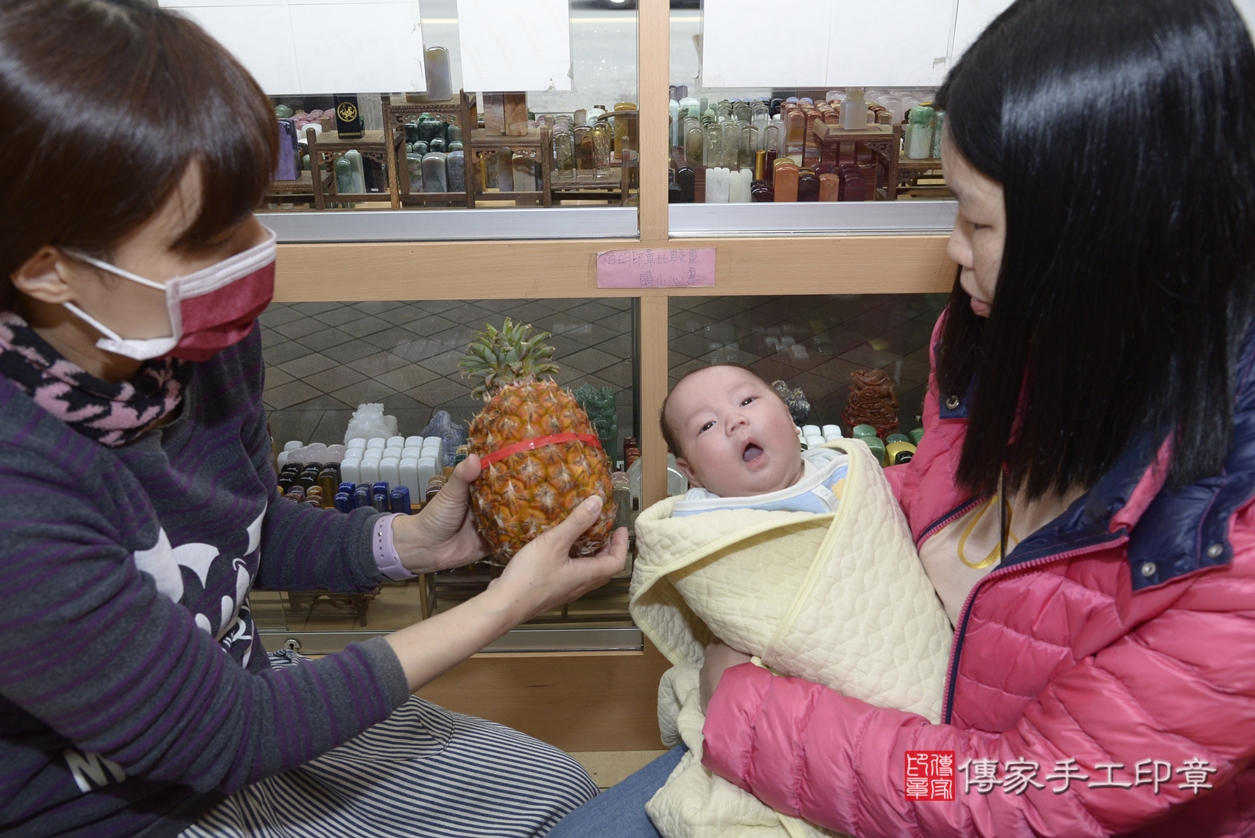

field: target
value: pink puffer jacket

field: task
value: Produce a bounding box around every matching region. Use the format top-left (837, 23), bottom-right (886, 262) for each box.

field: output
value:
top-left (701, 315), bottom-right (1255, 837)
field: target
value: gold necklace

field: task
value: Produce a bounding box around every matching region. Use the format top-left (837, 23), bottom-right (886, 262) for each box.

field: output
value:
top-left (957, 472), bottom-right (1015, 569)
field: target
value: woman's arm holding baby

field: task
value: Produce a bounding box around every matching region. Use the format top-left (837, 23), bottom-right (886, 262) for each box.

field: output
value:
top-left (699, 641), bottom-right (753, 713)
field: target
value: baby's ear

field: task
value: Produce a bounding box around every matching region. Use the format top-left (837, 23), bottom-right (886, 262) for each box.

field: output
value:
top-left (674, 455), bottom-right (702, 487)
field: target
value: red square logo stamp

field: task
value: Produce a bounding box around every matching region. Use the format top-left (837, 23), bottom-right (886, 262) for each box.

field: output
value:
top-left (905, 751), bottom-right (956, 801)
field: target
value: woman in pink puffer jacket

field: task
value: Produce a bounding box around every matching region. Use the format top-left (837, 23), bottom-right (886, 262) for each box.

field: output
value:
top-left (695, 0), bottom-right (1255, 835)
top-left (549, 0), bottom-right (1255, 836)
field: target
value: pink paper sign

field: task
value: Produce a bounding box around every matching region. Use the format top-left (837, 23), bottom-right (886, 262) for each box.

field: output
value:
top-left (595, 248), bottom-right (716, 289)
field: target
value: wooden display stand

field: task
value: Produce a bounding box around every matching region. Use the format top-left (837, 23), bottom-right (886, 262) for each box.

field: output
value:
top-left (306, 128), bottom-right (405, 209)
top-left (880, 148), bottom-right (949, 200)
top-left (265, 169), bottom-right (333, 209)
top-left (810, 120), bottom-right (902, 200)
top-left (469, 121), bottom-right (554, 207)
top-left (549, 110), bottom-right (637, 206)
top-left (381, 91), bottom-right (477, 209)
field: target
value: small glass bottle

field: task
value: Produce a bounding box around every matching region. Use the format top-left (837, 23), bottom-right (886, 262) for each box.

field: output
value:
top-left (611, 472), bottom-right (631, 530)
top-left (762, 123), bottom-right (781, 155)
top-left (840, 87), bottom-right (867, 130)
top-left (573, 127), bottom-right (592, 173)
top-left (783, 109), bottom-right (805, 161)
top-left (512, 151), bottom-right (536, 191)
top-left (591, 121), bottom-right (612, 178)
top-left (685, 125), bottom-right (704, 167)
top-left (702, 123), bottom-right (722, 171)
top-left (803, 109), bottom-right (823, 168)
top-left (613, 101), bottom-right (637, 157)
top-left (552, 131), bottom-right (575, 180)
top-left (739, 124), bottom-right (758, 169)
top-left (721, 121), bottom-right (740, 169)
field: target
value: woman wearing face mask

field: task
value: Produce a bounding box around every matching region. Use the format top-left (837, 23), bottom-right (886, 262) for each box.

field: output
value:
top-left (549, 0), bottom-right (1255, 836)
top-left (0, 1), bottom-right (627, 836)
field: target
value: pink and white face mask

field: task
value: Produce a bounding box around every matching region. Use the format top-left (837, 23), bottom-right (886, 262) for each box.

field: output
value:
top-left (63, 228), bottom-right (276, 363)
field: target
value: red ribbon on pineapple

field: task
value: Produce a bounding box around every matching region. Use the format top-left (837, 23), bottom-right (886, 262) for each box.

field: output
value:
top-left (479, 432), bottom-right (604, 466)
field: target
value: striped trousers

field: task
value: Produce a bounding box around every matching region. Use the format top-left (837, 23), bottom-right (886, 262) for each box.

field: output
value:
top-left (181, 656), bottom-right (598, 838)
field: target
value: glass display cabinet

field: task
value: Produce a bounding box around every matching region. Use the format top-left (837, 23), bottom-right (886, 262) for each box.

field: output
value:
top-left (169, 0), bottom-right (1004, 749)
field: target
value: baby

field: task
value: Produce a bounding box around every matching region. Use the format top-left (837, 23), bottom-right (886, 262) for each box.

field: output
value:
top-left (660, 363), bottom-right (849, 516)
top-left (634, 362), bottom-right (951, 838)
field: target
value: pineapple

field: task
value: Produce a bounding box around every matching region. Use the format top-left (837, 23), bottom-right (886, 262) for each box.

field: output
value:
top-left (459, 319), bottom-right (617, 562)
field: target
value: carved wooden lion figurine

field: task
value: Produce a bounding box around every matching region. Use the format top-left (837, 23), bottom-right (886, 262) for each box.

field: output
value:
top-left (840, 368), bottom-right (899, 438)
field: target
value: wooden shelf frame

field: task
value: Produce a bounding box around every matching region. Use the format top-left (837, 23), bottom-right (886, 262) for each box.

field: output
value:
top-left (270, 0), bottom-right (954, 750)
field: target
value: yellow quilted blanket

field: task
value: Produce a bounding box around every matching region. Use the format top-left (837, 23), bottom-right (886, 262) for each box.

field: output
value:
top-left (629, 438), bottom-right (952, 838)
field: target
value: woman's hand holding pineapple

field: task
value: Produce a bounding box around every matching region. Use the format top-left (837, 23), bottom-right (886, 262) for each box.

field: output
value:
top-left (383, 491), bottom-right (627, 692)
top-left (392, 454), bottom-right (493, 575)
top-left (489, 495), bottom-right (629, 624)
top-left (383, 319), bottom-right (627, 692)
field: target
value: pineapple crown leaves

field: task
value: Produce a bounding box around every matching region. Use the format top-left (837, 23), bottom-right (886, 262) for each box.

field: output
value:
top-left (459, 318), bottom-right (560, 400)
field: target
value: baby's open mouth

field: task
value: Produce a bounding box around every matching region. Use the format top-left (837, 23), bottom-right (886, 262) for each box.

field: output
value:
top-left (742, 443), bottom-right (763, 462)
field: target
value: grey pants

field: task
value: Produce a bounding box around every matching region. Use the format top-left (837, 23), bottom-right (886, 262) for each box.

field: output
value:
top-left (180, 652), bottom-right (597, 838)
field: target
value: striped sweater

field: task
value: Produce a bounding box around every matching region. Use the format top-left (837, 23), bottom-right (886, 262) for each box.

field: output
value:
top-left (0, 328), bottom-right (411, 837)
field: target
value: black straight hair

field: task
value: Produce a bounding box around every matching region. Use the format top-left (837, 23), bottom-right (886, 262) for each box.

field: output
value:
top-left (935, 0), bottom-right (1255, 500)
top-left (0, 0), bottom-right (278, 308)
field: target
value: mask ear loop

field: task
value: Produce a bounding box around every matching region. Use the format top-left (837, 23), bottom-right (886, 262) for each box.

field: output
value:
top-left (64, 251), bottom-right (167, 290)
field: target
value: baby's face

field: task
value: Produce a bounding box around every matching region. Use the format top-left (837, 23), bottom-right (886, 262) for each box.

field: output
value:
top-left (667, 366), bottom-right (803, 498)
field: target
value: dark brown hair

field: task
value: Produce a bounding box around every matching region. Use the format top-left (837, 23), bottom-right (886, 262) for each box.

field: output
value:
top-left (659, 363), bottom-right (785, 457)
top-left (0, 0), bottom-right (278, 309)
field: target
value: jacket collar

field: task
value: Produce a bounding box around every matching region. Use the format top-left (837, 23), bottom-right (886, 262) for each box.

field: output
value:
top-left (998, 318), bottom-right (1255, 589)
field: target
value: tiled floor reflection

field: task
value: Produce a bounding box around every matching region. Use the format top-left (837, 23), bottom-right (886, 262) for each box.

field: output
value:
top-left (260, 293), bottom-right (950, 457)
top-left (260, 298), bottom-right (637, 451)
top-left (669, 293), bottom-right (950, 433)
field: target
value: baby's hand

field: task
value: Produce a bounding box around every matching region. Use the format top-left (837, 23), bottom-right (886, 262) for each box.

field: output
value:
top-left (700, 640), bottom-right (753, 714)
